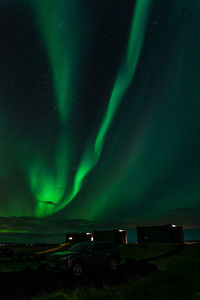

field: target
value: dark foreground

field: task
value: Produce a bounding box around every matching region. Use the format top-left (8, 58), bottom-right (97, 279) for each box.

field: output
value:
top-left (0, 243), bottom-right (200, 300)
top-left (0, 259), bottom-right (157, 299)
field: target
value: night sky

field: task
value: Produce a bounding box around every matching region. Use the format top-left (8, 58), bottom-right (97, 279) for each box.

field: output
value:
top-left (0, 0), bottom-right (200, 242)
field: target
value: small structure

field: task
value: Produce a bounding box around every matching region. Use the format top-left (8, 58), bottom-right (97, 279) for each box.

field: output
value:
top-left (93, 229), bottom-right (128, 244)
top-left (136, 224), bottom-right (184, 244)
top-left (66, 232), bottom-right (92, 244)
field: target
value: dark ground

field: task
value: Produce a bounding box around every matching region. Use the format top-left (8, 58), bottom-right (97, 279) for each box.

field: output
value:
top-left (0, 243), bottom-right (195, 300)
top-left (0, 259), bottom-right (158, 299)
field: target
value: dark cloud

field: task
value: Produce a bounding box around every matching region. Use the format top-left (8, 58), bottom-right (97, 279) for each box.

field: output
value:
top-left (158, 207), bottom-right (200, 229)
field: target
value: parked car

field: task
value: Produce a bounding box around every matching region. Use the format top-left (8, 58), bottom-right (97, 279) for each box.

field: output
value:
top-left (47, 241), bottom-right (121, 276)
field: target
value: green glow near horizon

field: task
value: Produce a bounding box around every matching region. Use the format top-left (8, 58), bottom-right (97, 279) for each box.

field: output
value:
top-left (29, 138), bottom-right (68, 217)
top-left (0, 230), bottom-right (28, 234)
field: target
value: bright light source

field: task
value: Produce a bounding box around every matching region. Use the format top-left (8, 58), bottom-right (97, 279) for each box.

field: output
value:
top-left (119, 229), bottom-right (124, 232)
top-left (86, 232), bottom-right (91, 235)
top-left (172, 224), bottom-right (176, 227)
top-left (91, 237), bottom-right (94, 241)
top-left (69, 237), bottom-right (73, 240)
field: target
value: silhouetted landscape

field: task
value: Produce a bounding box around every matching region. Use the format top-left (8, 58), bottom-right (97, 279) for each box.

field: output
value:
top-left (0, 242), bottom-right (200, 299)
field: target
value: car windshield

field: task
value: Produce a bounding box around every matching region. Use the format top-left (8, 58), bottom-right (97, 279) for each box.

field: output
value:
top-left (69, 242), bottom-right (90, 252)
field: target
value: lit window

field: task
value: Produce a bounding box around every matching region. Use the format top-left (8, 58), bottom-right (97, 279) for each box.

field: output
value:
top-left (69, 237), bottom-right (73, 240)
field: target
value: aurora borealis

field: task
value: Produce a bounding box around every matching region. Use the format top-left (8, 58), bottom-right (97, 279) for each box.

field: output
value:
top-left (0, 0), bottom-right (200, 240)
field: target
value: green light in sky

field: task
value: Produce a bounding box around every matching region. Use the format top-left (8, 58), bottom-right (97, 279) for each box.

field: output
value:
top-left (29, 138), bottom-right (68, 217)
top-left (27, 0), bottom-right (76, 216)
top-left (0, 230), bottom-right (28, 234)
top-left (31, 0), bottom-right (72, 122)
top-left (61, 0), bottom-right (151, 215)
top-left (95, 0), bottom-right (150, 156)
top-left (28, 0), bottom-right (151, 217)
top-left (1, 0), bottom-right (200, 223)
top-left (26, 0), bottom-right (151, 217)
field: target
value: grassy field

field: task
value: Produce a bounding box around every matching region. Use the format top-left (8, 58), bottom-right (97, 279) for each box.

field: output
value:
top-left (0, 243), bottom-right (70, 272)
top-left (0, 243), bottom-right (200, 299)
top-left (119, 242), bottom-right (177, 261)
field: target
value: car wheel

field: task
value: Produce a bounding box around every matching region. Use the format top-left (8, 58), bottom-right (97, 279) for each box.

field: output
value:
top-left (110, 259), bottom-right (118, 272)
top-left (72, 262), bottom-right (84, 277)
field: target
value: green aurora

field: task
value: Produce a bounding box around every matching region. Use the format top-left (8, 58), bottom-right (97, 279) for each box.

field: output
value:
top-left (0, 0), bottom-right (200, 226)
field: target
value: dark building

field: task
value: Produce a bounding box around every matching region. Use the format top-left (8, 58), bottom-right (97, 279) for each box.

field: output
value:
top-left (136, 224), bottom-right (184, 244)
top-left (66, 232), bottom-right (92, 244)
top-left (93, 229), bottom-right (128, 244)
